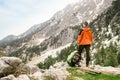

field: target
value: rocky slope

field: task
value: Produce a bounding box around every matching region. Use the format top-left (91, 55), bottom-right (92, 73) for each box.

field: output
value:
top-left (0, 57), bottom-right (120, 80)
top-left (0, 0), bottom-right (113, 50)
top-left (0, 57), bottom-right (70, 80)
top-left (0, 35), bottom-right (18, 46)
top-left (89, 0), bottom-right (120, 50)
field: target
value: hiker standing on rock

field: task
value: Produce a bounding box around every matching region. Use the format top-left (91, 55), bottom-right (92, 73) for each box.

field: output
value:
top-left (77, 21), bottom-right (94, 67)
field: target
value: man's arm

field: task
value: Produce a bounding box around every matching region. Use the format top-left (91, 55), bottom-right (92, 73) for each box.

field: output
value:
top-left (67, 50), bottom-right (78, 63)
top-left (78, 29), bottom-right (83, 35)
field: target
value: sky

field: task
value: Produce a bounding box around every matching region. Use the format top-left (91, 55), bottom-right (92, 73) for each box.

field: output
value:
top-left (0, 0), bottom-right (79, 40)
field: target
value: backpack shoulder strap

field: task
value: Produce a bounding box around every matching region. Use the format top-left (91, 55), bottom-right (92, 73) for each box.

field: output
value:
top-left (78, 28), bottom-right (83, 35)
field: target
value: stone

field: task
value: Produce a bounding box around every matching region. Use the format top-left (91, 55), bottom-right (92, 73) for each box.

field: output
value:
top-left (0, 75), bottom-right (16, 80)
top-left (0, 57), bottom-right (22, 78)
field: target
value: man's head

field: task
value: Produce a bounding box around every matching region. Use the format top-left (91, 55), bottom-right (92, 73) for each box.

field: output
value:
top-left (73, 53), bottom-right (80, 62)
top-left (82, 21), bottom-right (88, 27)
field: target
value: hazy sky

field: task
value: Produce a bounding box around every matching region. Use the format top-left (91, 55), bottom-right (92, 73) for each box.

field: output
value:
top-left (0, 0), bottom-right (79, 40)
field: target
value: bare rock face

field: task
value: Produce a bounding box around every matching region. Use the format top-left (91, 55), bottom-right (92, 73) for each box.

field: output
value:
top-left (0, 57), bottom-right (22, 78)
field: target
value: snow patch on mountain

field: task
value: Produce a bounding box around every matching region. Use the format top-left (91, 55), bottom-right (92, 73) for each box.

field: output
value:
top-left (38, 38), bottom-right (45, 45)
top-left (103, 36), bottom-right (118, 47)
top-left (106, 25), bottom-right (114, 37)
top-left (89, 10), bottom-right (93, 15)
top-left (27, 43), bottom-right (71, 66)
top-left (76, 14), bottom-right (83, 23)
top-left (96, 0), bottom-right (104, 10)
top-left (93, 0), bottom-right (97, 6)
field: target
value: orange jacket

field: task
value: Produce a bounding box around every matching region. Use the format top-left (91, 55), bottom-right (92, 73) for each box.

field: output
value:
top-left (77, 27), bottom-right (93, 45)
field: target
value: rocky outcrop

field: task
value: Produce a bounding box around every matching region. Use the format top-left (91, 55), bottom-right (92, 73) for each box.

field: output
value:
top-left (0, 74), bottom-right (30, 80)
top-left (17, 74), bottom-right (30, 80)
top-left (0, 57), bottom-right (22, 77)
top-left (0, 75), bottom-right (16, 80)
top-left (0, 57), bottom-right (43, 80)
top-left (0, 57), bottom-right (70, 80)
top-left (1, 57), bottom-right (120, 80)
top-left (94, 65), bottom-right (120, 75)
top-left (43, 62), bottom-right (70, 80)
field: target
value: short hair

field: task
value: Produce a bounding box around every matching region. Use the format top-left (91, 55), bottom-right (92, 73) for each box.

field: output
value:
top-left (83, 21), bottom-right (88, 26)
top-left (75, 53), bottom-right (80, 57)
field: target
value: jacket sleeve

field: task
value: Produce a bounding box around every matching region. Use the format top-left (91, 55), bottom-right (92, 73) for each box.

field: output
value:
top-left (77, 29), bottom-right (83, 45)
top-left (78, 29), bottom-right (83, 35)
top-left (77, 35), bottom-right (81, 45)
top-left (67, 50), bottom-right (78, 63)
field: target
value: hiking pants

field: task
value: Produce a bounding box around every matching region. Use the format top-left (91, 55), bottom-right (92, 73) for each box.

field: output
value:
top-left (78, 45), bottom-right (90, 67)
top-left (67, 61), bottom-right (76, 67)
top-left (67, 59), bottom-right (80, 67)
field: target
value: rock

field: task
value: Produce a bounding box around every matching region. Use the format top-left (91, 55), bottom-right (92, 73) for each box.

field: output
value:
top-left (43, 68), bottom-right (70, 80)
top-left (43, 62), bottom-right (70, 80)
top-left (19, 64), bottom-right (40, 75)
top-left (53, 61), bottom-right (69, 68)
top-left (0, 57), bottom-right (22, 67)
top-left (94, 65), bottom-right (120, 75)
top-left (0, 75), bottom-right (16, 80)
top-left (16, 74), bottom-right (30, 80)
top-left (29, 71), bottom-right (43, 80)
top-left (0, 57), bottom-right (22, 78)
top-left (27, 65), bottom-right (40, 74)
top-left (0, 57), bottom-right (45, 80)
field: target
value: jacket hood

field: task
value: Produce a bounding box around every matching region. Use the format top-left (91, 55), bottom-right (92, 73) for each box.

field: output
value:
top-left (82, 27), bottom-right (91, 31)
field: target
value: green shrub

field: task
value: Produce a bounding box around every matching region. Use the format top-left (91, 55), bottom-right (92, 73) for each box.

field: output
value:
top-left (67, 67), bottom-right (120, 80)
top-left (9, 48), bottom-right (23, 57)
top-left (95, 42), bottom-right (119, 67)
top-left (37, 44), bottom-right (76, 69)
top-left (44, 76), bottom-right (54, 80)
top-left (37, 56), bottom-right (56, 69)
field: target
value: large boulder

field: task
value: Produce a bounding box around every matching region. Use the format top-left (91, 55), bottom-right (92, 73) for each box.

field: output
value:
top-left (0, 57), bottom-right (44, 80)
top-left (29, 71), bottom-right (43, 80)
top-left (0, 75), bottom-right (16, 80)
top-left (16, 74), bottom-right (30, 80)
top-left (22, 65), bottom-right (40, 74)
top-left (0, 57), bottom-right (22, 77)
top-left (43, 62), bottom-right (70, 80)
top-left (0, 74), bottom-right (30, 80)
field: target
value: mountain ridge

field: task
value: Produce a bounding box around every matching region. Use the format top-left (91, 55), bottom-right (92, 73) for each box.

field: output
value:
top-left (0, 0), bottom-right (114, 57)
top-left (0, 0), bottom-right (113, 47)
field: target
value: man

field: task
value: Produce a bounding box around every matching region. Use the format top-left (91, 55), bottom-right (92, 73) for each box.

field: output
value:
top-left (77, 21), bottom-right (93, 67)
top-left (67, 50), bottom-right (80, 67)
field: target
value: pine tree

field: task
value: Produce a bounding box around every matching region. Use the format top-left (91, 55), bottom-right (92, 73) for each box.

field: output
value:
top-left (117, 51), bottom-right (120, 64)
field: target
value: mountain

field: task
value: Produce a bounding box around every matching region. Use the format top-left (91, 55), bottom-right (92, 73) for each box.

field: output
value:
top-left (0, 0), bottom-right (120, 79)
top-left (0, 0), bottom-right (113, 47)
top-left (0, 35), bottom-right (18, 46)
top-left (35, 0), bottom-right (113, 38)
top-left (90, 0), bottom-right (120, 49)
top-left (19, 21), bottom-right (51, 38)
top-left (0, 0), bottom-right (114, 58)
